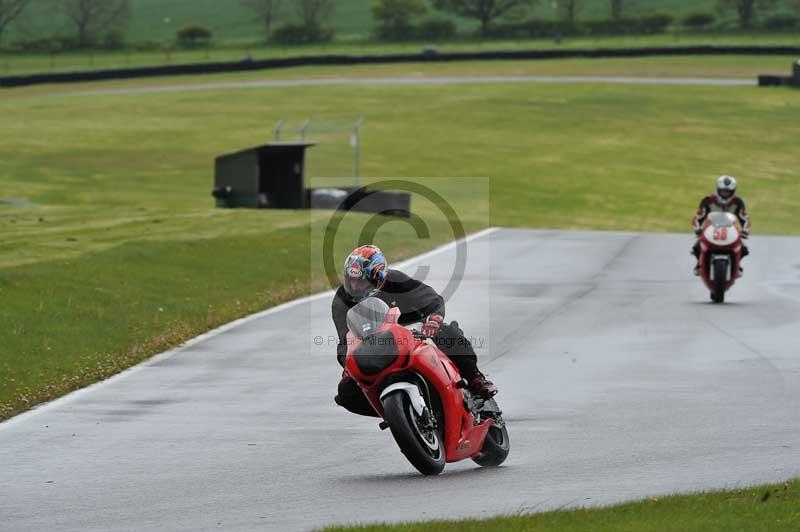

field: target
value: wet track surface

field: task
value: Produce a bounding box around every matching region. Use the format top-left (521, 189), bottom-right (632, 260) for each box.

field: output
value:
top-left (2, 229), bottom-right (799, 531)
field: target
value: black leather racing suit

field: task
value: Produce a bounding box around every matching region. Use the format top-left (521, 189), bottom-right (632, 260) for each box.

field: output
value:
top-left (691, 195), bottom-right (751, 259)
top-left (332, 269), bottom-right (479, 417)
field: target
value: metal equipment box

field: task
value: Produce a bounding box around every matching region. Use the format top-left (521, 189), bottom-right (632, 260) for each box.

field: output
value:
top-left (213, 142), bottom-right (316, 209)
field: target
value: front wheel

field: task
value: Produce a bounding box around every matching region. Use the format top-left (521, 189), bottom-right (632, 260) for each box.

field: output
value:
top-left (711, 259), bottom-right (727, 304)
top-left (382, 392), bottom-right (445, 476)
top-left (472, 422), bottom-right (510, 467)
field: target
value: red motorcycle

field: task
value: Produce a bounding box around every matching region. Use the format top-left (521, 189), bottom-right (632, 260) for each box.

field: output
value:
top-left (698, 212), bottom-right (745, 304)
top-left (344, 298), bottom-right (509, 475)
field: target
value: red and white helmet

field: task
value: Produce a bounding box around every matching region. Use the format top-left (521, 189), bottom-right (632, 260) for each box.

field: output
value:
top-left (716, 175), bottom-right (737, 205)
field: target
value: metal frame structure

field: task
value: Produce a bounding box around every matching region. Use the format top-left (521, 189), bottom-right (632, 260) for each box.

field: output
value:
top-left (274, 118), bottom-right (365, 185)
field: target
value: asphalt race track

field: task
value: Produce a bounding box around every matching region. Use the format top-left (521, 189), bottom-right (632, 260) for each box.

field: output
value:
top-left (2, 229), bottom-right (799, 532)
top-left (77, 75), bottom-right (755, 96)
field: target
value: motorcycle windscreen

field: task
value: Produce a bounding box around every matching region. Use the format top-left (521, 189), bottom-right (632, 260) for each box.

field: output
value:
top-left (707, 212), bottom-right (734, 227)
top-left (353, 330), bottom-right (400, 376)
top-left (346, 297), bottom-right (390, 339)
top-left (347, 298), bottom-right (399, 375)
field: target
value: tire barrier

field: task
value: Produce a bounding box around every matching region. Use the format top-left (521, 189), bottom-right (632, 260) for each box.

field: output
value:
top-left (3, 45), bottom-right (800, 88)
top-left (757, 59), bottom-right (800, 88)
top-left (308, 187), bottom-right (411, 217)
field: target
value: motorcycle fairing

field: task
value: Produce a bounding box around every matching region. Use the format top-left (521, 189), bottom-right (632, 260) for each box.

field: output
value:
top-left (699, 213), bottom-right (744, 293)
top-left (353, 330), bottom-right (399, 376)
top-left (345, 317), bottom-right (494, 463)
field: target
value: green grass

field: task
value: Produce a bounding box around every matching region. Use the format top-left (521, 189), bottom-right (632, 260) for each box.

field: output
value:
top-left (322, 479), bottom-right (800, 531)
top-left (2, 32), bottom-right (800, 76)
top-left (2, 57), bottom-right (800, 419)
top-left (5, 0), bottom-right (799, 43)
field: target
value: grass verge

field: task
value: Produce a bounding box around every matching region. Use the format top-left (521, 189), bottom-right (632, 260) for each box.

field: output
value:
top-left (321, 478), bottom-right (800, 531)
top-left (2, 60), bottom-right (799, 419)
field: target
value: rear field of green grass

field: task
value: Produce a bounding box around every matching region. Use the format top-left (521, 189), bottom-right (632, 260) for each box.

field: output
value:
top-left (322, 479), bottom-right (800, 532)
top-left (2, 57), bottom-right (800, 419)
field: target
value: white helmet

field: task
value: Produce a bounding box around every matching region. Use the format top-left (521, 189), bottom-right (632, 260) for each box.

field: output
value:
top-left (716, 175), bottom-right (737, 205)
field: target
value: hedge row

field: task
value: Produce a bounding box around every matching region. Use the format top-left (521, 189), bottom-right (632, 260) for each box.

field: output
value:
top-left (270, 23), bottom-right (335, 45)
top-left (484, 15), bottom-right (675, 39)
top-left (764, 14), bottom-right (799, 30)
top-left (374, 19), bottom-right (457, 42)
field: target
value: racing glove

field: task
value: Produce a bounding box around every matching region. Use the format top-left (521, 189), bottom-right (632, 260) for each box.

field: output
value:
top-left (421, 314), bottom-right (444, 337)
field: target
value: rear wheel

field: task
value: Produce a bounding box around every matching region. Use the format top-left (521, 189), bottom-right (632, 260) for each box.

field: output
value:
top-left (382, 392), bottom-right (445, 476)
top-left (472, 422), bottom-right (510, 467)
top-left (711, 259), bottom-right (727, 304)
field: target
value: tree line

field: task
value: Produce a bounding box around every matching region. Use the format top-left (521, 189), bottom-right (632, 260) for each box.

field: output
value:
top-left (0, 0), bottom-right (131, 48)
top-left (1, 0), bottom-right (798, 51)
top-left (379, 0), bottom-right (800, 35)
top-left (0, 0), bottom-right (337, 49)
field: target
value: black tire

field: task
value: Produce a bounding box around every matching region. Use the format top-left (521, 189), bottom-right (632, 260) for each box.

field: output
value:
top-left (712, 259), bottom-right (727, 304)
top-left (382, 392), bottom-right (445, 476)
top-left (472, 422), bottom-right (510, 468)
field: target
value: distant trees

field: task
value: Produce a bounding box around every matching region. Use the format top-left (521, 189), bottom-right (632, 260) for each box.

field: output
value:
top-left (296, 0), bottom-right (335, 28)
top-left (176, 24), bottom-right (213, 46)
top-left (763, 12), bottom-right (798, 29)
top-left (240, 0), bottom-right (282, 40)
top-left (0, 0), bottom-right (32, 45)
top-left (371, 0), bottom-right (461, 41)
top-left (8, 0), bottom-right (797, 54)
top-left (270, 0), bottom-right (335, 44)
top-left (432, 0), bottom-right (538, 36)
top-left (372, 0), bottom-right (427, 40)
top-left (557, 0), bottom-right (584, 23)
top-left (60, 0), bottom-right (131, 47)
top-left (610, 0), bottom-right (625, 20)
top-left (717, 0), bottom-right (776, 28)
top-left (791, 1), bottom-right (800, 26)
top-left (681, 12), bottom-right (715, 29)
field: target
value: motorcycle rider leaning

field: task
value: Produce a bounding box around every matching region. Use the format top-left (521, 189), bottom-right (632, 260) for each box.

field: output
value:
top-left (332, 245), bottom-right (496, 418)
top-left (692, 175), bottom-right (751, 276)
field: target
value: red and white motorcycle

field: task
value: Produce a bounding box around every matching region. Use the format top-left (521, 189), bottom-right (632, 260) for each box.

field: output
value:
top-left (343, 298), bottom-right (509, 475)
top-left (697, 212), bottom-right (745, 304)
